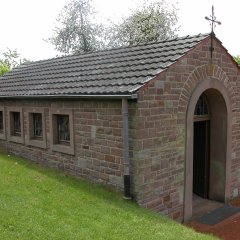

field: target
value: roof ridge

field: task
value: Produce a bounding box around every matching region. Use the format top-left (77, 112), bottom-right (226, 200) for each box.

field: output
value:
top-left (15, 33), bottom-right (210, 69)
top-left (9, 43), bottom-right (194, 76)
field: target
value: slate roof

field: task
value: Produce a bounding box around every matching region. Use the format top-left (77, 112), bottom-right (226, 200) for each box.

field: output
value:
top-left (0, 33), bottom-right (210, 98)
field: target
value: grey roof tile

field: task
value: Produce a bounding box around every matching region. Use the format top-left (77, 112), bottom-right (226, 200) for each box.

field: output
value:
top-left (0, 33), bottom-right (209, 97)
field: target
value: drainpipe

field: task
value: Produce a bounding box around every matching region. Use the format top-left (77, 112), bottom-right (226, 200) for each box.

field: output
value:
top-left (122, 98), bottom-right (132, 199)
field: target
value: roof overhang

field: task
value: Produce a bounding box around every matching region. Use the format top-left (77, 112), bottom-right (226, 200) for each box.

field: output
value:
top-left (0, 93), bottom-right (138, 100)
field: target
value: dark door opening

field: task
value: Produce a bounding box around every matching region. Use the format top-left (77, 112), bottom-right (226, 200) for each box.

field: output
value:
top-left (193, 120), bottom-right (210, 198)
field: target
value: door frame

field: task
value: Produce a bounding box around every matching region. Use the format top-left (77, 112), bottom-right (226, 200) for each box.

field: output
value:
top-left (183, 78), bottom-right (232, 222)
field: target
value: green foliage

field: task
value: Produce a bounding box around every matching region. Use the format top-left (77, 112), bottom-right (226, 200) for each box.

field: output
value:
top-left (0, 48), bottom-right (31, 76)
top-left (0, 152), bottom-right (217, 240)
top-left (0, 62), bottom-right (10, 76)
top-left (108, 0), bottom-right (179, 48)
top-left (50, 0), bottom-right (179, 54)
top-left (234, 55), bottom-right (240, 65)
top-left (2, 48), bottom-right (20, 68)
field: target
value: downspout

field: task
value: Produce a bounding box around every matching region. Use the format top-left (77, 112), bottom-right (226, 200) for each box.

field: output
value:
top-left (122, 98), bottom-right (132, 199)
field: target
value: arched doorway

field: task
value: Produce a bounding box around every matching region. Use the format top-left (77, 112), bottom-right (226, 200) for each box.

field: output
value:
top-left (184, 79), bottom-right (232, 222)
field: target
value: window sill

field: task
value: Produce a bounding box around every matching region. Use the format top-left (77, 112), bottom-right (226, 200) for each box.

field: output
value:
top-left (8, 134), bottom-right (24, 144)
top-left (52, 143), bottom-right (74, 155)
top-left (26, 138), bottom-right (46, 149)
top-left (0, 131), bottom-right (6, 140)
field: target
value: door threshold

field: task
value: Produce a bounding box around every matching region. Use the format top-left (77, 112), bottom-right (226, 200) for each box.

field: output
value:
top-left (192, 194), bottom-right (224, 219)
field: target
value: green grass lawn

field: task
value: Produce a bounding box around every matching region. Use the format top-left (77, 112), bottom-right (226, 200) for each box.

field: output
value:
top-left (0, 151), bottom-right (218, 240)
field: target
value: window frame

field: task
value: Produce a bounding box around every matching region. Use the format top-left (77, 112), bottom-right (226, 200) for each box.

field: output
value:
top-left (57, 114), bottom-right (71, 145)
top-left (8, 107), bottom-right (24, 144)
top-left (0, 107), bottom-right (6, 140)
top-left (194, 94), bottom-right (211, 122)
top-left (33, 113), bottom-right (43, 139)
top-left (12, 112), bottom-right (21, 136)
top-left (50, 108), bottom-right (74, 155)
top-left (26, 108), bottom-right (46, 149)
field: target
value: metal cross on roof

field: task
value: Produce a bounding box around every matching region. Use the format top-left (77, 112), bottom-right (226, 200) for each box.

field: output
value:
top-left (205, 5), bottom-right (221, 34)
top-left (205, 5), bottom-right (221, 63)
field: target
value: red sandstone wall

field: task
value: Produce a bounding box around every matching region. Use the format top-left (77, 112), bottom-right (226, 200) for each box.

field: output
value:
top-left (0, 99), bottom-right (126, 189)
top-left (130, 37), bottom-right (240, 221)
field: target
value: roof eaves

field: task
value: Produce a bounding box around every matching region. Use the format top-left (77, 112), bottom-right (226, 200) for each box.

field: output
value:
top-left (0, 93), bottom-right (138, 100)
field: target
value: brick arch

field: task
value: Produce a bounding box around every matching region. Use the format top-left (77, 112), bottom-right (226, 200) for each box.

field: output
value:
top-left (177, 65), bottom-right (235, 115)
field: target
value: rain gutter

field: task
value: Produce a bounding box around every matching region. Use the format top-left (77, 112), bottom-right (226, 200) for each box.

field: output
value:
top-left (0, 94), bottom-right (138, 100)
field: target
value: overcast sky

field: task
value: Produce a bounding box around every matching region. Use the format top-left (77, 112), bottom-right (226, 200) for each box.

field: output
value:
top-left (0, 0), bottom-right (239, 61)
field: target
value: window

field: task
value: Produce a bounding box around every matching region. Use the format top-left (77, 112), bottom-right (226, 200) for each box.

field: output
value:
top-left (194, 94), bottom-right (210, 122)
top-left (194, 94), bottom-right (209, 116)
top-left (0, 107), bottom-right (6, 140)
top-left (12, 112), bottom-right (21, 136)
top-left (50, 109), bottom-right (74, 155)
top-left (26, 108), bottom-right (46, 149)
top-left (33, 113), bottom-right (43, 139)
top-left (0, 111), bottom-right (3, 133)
top-left (8, 107), bottom-right (24, 144)
top-left (57, 115), bottom-right (70, 144)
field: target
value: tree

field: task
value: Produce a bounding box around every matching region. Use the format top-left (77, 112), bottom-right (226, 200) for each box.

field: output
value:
top-left (49, 0), bottom-right (105, 54)
top-left (234, 55), bottom-right (240, 65)
top-left (108, 0), bottom-right (179, 48)
top-left (0, 48), bottom-right (30, 76)
top-left (0, 62), bottom-right (10, 76)
top-left (50, 0), bottom-right (179, 54)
